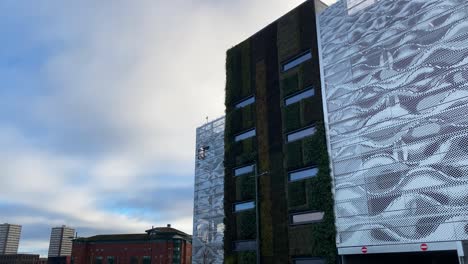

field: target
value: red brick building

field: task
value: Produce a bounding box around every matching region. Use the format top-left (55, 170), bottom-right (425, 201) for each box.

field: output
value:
top-left (71, 225), bottom-right (191, 264)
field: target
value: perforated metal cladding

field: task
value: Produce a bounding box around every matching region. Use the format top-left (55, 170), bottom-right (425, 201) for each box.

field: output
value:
top-left (318, 0), bottom-right (468, 248)
top-left (192, 117), bottom-right (225, 264)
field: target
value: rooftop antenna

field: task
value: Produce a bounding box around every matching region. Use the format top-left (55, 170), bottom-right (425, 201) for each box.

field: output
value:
top-left (206, 116), bottom-right (209, 124)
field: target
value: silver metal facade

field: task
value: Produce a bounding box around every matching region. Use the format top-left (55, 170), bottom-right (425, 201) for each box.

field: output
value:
top-left (317, 0), bottom-right (468, 251)
top-left (192, 117), bottom-right (225, 264)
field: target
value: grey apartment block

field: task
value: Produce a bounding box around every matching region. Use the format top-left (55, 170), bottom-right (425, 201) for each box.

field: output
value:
top-left (0, 224), bottom-right (21, 255)
top-left (192, 117), bottom-right (225, 264)
top-left (317, 0), bottom-right (468, 259)
top-left (48, 226), bottom-right (75, 257)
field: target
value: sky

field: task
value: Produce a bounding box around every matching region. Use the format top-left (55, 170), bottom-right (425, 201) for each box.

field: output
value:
top-left (0, 0), bottom-right (337, 257)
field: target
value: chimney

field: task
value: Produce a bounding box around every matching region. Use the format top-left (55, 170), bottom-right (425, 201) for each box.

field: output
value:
top-left (167, 224), bottom-right (171, 228)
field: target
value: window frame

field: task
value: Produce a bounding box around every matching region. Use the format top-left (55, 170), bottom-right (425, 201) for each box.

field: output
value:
top-left (106, 256), bottom-right (115, 264)
top-left (290, 211), bottom-right (325, 226)
top-left (234, 128), bottom-right (256, 142)
top-left (235, 96), bottom-right (256, 109)
top-left (282, 50), bottom-right (312, 72)
top-left (286, 125), bottom-right (316, 143)
top-left (234, 164), bottom-right (256, 177)
top-left (288, 166), bottom-right (319, 182)
top-left (285, 87), bottom-right (315, 106)
top-left (233, 200), bottom-right (255, 212)
top-left (293, 257), bottom-right (326, 264)
top-left (232, 240), bottom-right (257, 252)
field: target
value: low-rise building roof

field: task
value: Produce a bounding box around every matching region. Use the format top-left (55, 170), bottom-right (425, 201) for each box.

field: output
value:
top-left (73, 225), bottom-right (191, 244)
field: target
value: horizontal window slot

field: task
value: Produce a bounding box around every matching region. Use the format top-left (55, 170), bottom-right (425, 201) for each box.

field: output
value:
top-left (282, 51), bottom-right (312, 72)
top-left (294, 258), bottom-right (325, 264)
top-left (234, 164), bottom-right (255, 176)
top-left (234, 201), bottom-right (255, 212)
top-left (285, 88), bottom-right (315, 106)
top-left (287, 126), bottom-right (316, 142)
top-left (233, 240), bottom-right (257, 251)
top-left (290, 211), bottom-right (324, 225)
top-left (235, 129), bottom-right (256, 142)
top-left (235, 96), bottom-right (255, 109)
top-left (289, 167), bottom-right (319, 182)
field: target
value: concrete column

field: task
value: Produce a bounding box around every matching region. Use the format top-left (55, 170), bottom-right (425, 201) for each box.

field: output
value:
top-left (340, 255), bottom-right (347, 264)
top-left (457, 241), bottom-right (466, 264)
top-left (463, 241), bottom-right (468, 264)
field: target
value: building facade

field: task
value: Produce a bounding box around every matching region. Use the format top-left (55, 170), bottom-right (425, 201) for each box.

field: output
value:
top-left (47, 256), bottom-right (71, 264)
top-left (317, 0), bottom-right (468, 263)
top-left (223, 1), bottom-right (335, 263)
top-left (0, 254), bottom-right (41, 264)
top-left (0, 223), bottom-right (22, 255)
top-left (48, 226), bottom-right (75, 258)
top-left (192, 117), bottom-right (225, 264)
top-left (71, 226), bottom-right (192, 264)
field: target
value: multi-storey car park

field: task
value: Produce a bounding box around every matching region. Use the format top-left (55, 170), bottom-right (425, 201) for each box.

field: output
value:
top-left (317, 0), bottom-right (468, 263)
top-left (192, 117), bottom-right (226, 264)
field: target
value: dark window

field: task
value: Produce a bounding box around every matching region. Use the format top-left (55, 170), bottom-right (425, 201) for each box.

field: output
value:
top-left (94, 257), bottom-right (103, 264)
top-left (130, 256), bottom-right (138, 264)
top-left (294, 258), bottom-right (326, 264)
top-left (107, 256), bottom-right (115, 264)
top-left (143, 256), bottom-right (151, 264)
top-left (233, 240), bottom-right (257, 251)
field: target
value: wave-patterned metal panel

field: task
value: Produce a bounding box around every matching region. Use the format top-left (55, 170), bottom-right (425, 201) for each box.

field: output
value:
top-left (192, 117), bottom-right (225, 264)
top-left (317, 0), bottom-right (468, 248)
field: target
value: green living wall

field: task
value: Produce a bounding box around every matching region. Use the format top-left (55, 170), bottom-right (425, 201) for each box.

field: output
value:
top-left (278, 1), bottom-right (337, 263)
top-left (224, 39), bottom-right (258, 264)
top-left (287, 123), bottom-right (336, 264)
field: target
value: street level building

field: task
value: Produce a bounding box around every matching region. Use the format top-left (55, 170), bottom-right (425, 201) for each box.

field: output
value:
top-left (317, 0), bottom-right (468, 263)
top-left (48, 226), bottom-right (75, 258)
top-left (223, 1), bottom-right (334, 263)
top-left (71, 225), bottom-right (192, 264)
top-left (0, 254), bottom-right (41, 264)
top-left (192, 117), bottom-right (225, 264)
top-left (0, 223), bottom-right (22, 255)
top-left (47, 256), bottom-right (70, 264)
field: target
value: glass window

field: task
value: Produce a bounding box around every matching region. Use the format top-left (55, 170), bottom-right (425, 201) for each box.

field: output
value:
top-left (291, 212), bottom-right (325, 225)
top-left (285, 88), bottom-right (315, 106)
top-left (236, 96), bottom-right (255, 108)
top-left (282, 51), bottom-right (312, 72)
top-left (233, 240), bottom-right (257, 251)
top-left (107, 257), bottom-right (115, 264)
top-left (94, 257), bottom-right (103, 264)
top-left (287, 126), bottom-right (316, 142)
top-left (289, 167), bottom-right (319, 182)
top-left (130, 256), bottom-right (138, 264)
top-left (235, 129), bottom-right (256, 142)
top-left (234, 201), bottom-right (255, 212)
top-left (234, 164), bottom-right (255, 176)
top-left (143, 256), bottom-right (151, 264)
top-left (294, 258), bottom-right (325, 264)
